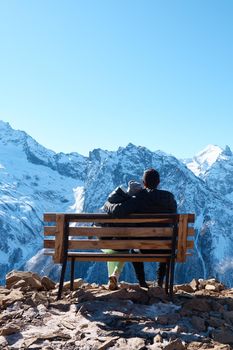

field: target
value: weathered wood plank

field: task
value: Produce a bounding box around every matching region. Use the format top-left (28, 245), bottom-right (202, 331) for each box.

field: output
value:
top-left (67, 256), bottom-right (170, 262)
top-left (67, 227), bottom-right (174, 237)
top-left (44, 213), bottom-right (195, 223)
top-left (45, 239), bottom-right (193, 250)
top-left (44, 240), bottom-right (55, 248)
top-left (45, 226), bottom-right (194, 237)
top-left (44, 213), bottom-right (56, 222)
top-left (65, 213), bottom-right (195, 222)
top-left (176, 214), bottom-right (189, 262)
top-left (67, 239), bottom-right (173, 250)
top-left (188, 228), bottom-right (195, 236)
top-left (44, 250), bottom-right (170, 258)
top-left (43, 250), bottom-right (192, 262)
top-left (44, 226), bottom-right (57, 235)
top-left (54, 214), bottom-right (66, 263)
top-left (66, 252), bottom-right (192, 262)
top-left (186, 240), bottom-right (194, 249)
top-left (68, 218), bottom-right (176, 224)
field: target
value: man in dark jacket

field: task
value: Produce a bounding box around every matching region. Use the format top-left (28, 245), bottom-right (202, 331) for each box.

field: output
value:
top-left (104, 168), bottom-right (177, 288)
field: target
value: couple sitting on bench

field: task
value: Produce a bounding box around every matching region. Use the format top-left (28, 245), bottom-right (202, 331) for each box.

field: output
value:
top-left (103, 168), bottom-right (177, 290)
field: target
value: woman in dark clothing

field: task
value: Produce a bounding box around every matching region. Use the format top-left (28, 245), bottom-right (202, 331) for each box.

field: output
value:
top-left (103, 181), bottom-right (143, 290)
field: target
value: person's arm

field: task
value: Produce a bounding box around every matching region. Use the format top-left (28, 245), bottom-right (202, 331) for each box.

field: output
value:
top-left (104, 196), bottom-right (139, 217)
top-left (158, 190), bottom-right (177, 213)
top-left (108, 187), bottom-right (130, 204)
top-left (169, 193), bottom-right (177, 213)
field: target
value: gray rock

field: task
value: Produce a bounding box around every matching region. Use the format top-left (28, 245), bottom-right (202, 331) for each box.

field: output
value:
top-left (175, 284), bottom-right (195, 293)
top-left (191, 315), bottom-right (206, 332)
top-left (0, 336), bottom-right (8, 348)
top-left (223, 310), bottom-right (233, 325)
top-left (212, 327), bottom-right (233, 344)
top-left (6, 271), bottom-right (43, 290)
top-left (189, 279), bottom-right (199, 292)
top-left (154, 334), bottom-right (163, 343)
top-left (183, 298), bottom-right (211, 312)
top-left (163, 338), bottom-right (185, 350)
top-left (41, 276), bottom-right (56, 290)
top-left (125, 337), bottom-right (146, 349)
top-left (0, 323), bottom-right (21, 336)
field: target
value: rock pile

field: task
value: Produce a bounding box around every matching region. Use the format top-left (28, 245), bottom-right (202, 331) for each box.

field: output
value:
top-left (0, 271), bottom-right (233, 349)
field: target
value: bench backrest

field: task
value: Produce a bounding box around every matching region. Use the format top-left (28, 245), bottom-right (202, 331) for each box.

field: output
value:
top-left (44, 213), bottom-right (195, 264)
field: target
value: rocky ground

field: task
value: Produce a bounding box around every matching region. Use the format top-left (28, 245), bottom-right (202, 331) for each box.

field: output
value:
top-left (0, 272), bottom-right (233, 349)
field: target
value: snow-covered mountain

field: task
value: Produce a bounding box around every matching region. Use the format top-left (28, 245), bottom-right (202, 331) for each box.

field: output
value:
top-left (185, 144), bottom-right (233, 203)
top-left (1, 120), bottom-right (233, 287)
top-left (183, 145), bottom-right (223, 176)
top-left (0, 121), bottom-right (87, 282)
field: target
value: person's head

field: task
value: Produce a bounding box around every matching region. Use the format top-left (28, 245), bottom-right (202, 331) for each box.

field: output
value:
top-left (143, 168), bottom-right (160, 189)
top-left (127, 180), bottom-right (143, 196)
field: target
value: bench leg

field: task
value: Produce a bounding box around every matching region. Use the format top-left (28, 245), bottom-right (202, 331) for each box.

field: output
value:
top-left (57, 258), bottom-right (68, 300)
top-left (70, 257), bottom-right (75, 291)
top-left (168, 223), bottom-right (178, 301)
top-left (165, 262), bottom-right (169, 295)
top-left (168, 259), bottom-right (175, 301)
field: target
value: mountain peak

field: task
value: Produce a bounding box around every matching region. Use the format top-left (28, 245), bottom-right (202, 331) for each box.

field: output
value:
top-left (223, 145), bottom-right (232, 157)
top-left (89, 148), bottom-right (112, 162)
top-left (183, 144), bottom-right (223, 176)
top-left (195, 144), bottom-right (223, 165)
top-left (0, 119), bottom-right (28, 145)
top-left (0, 120), bottom-right (11, 130)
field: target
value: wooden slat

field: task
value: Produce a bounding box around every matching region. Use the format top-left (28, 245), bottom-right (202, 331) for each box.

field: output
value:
top-left (67, 256), bottom-right (170, 263)
top-left (188, 228), bottom-right (195, 236)
top-left (70, 218), bottom-right (175, 224)
top-left (43, 250), bottom-right (192, 262)
top-left (67, 257), bottom-right (170, 262)
top-left (44, 213), bottom-right (195, 223)
top-left (65, 213), bottom-right (195, 222)
top-left (67, 239), bottom-right (173, 250)
top-left (67, 227), bottom-right (174, 237)
top-left (44, 226), bottom-right (57, 235)
top-left (44, 213), bottom-right (56, 222)
top-left (187, 240), bottom-right (194, 249)
top-left (54, 214), bottom-right (66, 263)
top-left (45, 226), bottom-right (194, 238)
top-left (67, 252), bottom-right (171, 262)
top-left (45, 217), bottom-right (174, 224)
top-left (189, 213), bottom-right (195, 223)
top-left (44, 239), bottom-right (194, 250)
top-left (66, 252), bottom-right (192, 262)
top-left (177, 214), bottom-right (189, 262)
top-left (44, 213), bottom-right (177, 223)
top-left (66, 213), bottom-right (179, 221)
top-left (44, 240), bottom-right (55, 249)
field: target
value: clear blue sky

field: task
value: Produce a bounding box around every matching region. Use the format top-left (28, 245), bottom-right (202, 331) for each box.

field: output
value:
top-left (0, 0), bottom-right (232, 158)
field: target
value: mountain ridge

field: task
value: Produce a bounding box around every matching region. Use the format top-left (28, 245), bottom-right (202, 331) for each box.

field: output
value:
top-left (1, 120), bottom-right (233, 287)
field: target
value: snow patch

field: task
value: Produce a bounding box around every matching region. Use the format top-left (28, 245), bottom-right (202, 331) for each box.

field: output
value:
top-left (217, 258), bottom-right (233, 275)
top-left (70, 186), bottom-right (85, 212)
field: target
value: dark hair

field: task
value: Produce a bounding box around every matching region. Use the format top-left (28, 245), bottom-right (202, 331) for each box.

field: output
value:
top-left (143, 168), bottom-right (160, 189)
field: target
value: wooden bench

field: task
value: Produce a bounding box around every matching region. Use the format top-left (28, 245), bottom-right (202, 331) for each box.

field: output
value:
top-left (44, 213), bottom-right (195, 300)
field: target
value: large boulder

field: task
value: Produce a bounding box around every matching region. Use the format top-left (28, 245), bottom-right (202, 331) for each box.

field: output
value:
top-left (6, 271), bottom-right (55, 291)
